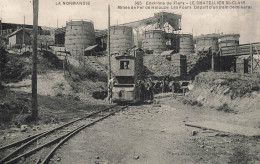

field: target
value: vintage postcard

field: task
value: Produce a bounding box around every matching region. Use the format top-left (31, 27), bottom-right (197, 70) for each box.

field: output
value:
top-left (0, 0), bottom-right (260, 163)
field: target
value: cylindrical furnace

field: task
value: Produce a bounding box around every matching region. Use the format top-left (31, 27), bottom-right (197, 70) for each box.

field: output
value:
top-left (142, 30), bottom-right (166, 54)
top-left (219, 34), bottom-right (240, 47)
top-left (65, 20), bottom-right (96, 56)
top-left (196, 36), bottom-right (219, 53)
top-left (179, 34), bottom-right (194, 55)
top-left (110, 26), bottom-right (133, 54)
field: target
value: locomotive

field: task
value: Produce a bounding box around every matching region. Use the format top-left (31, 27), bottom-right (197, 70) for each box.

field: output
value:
top-left (111, 50), bottom-right (144, 103)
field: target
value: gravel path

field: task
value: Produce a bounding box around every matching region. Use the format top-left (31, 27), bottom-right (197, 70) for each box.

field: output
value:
top-left (53, 98), bottom-right (260, 164)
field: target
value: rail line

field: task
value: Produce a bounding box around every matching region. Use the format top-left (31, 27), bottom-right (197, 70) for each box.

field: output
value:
top-left (0, 105), bottom-right (127, 164)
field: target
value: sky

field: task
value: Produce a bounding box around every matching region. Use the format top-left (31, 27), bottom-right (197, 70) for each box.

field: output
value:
top-left (0, 0), bottom-right (259, 43)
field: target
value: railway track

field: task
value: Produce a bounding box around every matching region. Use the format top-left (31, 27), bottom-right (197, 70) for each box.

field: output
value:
top-left (0, 105), bottom-right (127, 164)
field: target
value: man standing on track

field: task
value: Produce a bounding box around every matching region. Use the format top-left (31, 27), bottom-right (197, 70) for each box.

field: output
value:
top-left (107, 76), bottom-right (118, 103)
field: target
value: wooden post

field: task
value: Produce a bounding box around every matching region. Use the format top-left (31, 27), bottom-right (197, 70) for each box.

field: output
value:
top-left (107, 5), bottom-right (112, 103)
top-left (250, 44), bottom-right (253, 74)
top-left (32, 0), bottom-right (39, 120)
top-left (0, 19), bottom-right (2, 35)
top-left (63, 54), bottom-right (66, 76)
top-left (235, 45), bottom-right (237, 56)
top-left (107, 5), bottom-right (111, 80)
top-left (23, 15), bottom-right (25, 46)
top-left (211, 50), bottom-right (215, 72)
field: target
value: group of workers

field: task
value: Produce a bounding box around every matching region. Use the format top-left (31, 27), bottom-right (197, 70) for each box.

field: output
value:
top-left (137, 76), bottom-right (172, 102)
top-left (107, 76), bottom-right (155, 103)
top-left (107, 75), bottom-right (191, 103)
top-left (138, 77), bottom-right (154, 102)
top-left (107, 76), bottom-right (162, 103)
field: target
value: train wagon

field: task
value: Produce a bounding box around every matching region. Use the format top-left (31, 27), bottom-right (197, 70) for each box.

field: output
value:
top-left (111, 50), bottom-right (144, 104)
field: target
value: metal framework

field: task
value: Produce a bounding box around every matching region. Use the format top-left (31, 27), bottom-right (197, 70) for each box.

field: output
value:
top-left (121, 12), bottom-right (181, 31)
top-left (218, 42), bottom-right (260, 73)
top-left (122, 12), bottom-right (181, 43)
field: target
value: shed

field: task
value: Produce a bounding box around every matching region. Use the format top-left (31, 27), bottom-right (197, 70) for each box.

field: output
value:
top-left (8, 29), bottom-right (31, 46)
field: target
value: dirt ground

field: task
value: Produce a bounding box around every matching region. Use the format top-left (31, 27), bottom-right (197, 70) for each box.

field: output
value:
top-left (0, 93), bottom-right (259, 163)
top-left (46, 95), bottom-right (260, 164)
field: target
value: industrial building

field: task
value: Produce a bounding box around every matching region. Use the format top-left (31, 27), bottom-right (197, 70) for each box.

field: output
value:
top-left (8, 29), bottom-right (32, 47)
top-left (50, 11), bottom-right (260, 75)
top-left (54, 12), bottom-right (182, 55)
top-left (0, 21), bottom-right (55, 47)
top-left (1, 11), bottom-right (259, 75)
top-left (0, 22), bottom-right (53, 36)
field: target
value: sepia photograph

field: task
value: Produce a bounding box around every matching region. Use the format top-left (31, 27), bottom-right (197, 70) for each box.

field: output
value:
top-left (0, 0), bottom-right (260, 163)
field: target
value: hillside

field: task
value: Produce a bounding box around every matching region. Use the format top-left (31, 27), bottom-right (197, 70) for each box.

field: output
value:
top-left (0, 50), bottom-right (109, 129)
top-left (183, 72), bottom-right (260, 128)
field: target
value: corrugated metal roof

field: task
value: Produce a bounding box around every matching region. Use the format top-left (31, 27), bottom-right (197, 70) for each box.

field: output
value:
top-left (161, 50), bottom-right (174, 56)
top-left (41, 26), bottom-right (55, 31)
top-left (84, 45), bottom-right (98, 51)
top-left (8, 28), bottom-right (32, 37)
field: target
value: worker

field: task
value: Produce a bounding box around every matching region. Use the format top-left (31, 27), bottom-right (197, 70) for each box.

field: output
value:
top-left (139, 80), bottom-right (145, 102)
top-left (171, 80), bottom-right (178, 98)
top-left (146, 77), bottom-right (154, 102)
top-left (162, 75), bottom-right (170, 92)
top-left (160, 79), bottom-right (165, 93)
top-left (107, 76), bottom-right (118, 103)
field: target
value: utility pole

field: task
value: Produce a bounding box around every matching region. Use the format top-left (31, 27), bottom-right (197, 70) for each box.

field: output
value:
top-left (23, 15), bottom-right (25, 45)
top-left (107, 5), bottom-right (111, 80)
top-left (211, 49), bottom-right (215, 72)
top-left (0, 18), bottom-right (2, 46)
top-left (0, 18), bottom-right (2, 35)
top-left (32, 0), bottom-right (39, 120)
top-left (57, 19), bottom-right (58, 28)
